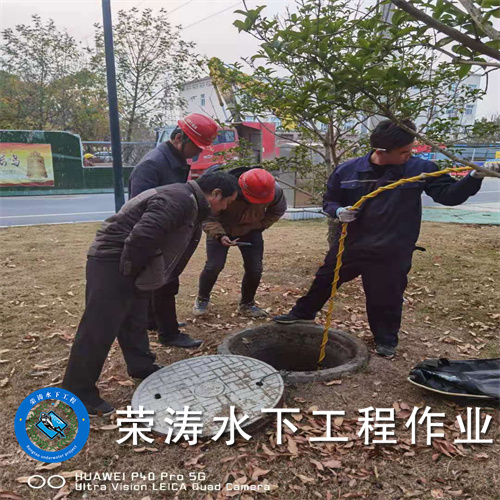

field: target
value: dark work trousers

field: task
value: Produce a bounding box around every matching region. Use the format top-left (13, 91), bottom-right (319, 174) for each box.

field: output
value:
top-left (152, 278), bottom-right (180, 341)
top-left (62, 258), bottom-right (155, 405)
top-left (291, 246), bottom-right (413, 348)
top-left (198, 230), bottom-right (264, 305)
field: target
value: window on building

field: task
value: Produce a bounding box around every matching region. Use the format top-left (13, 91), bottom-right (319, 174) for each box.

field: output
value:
top-left (201, 94), bottom-right (206, 106)
top-left (465, 105), bottom-right (474, 115)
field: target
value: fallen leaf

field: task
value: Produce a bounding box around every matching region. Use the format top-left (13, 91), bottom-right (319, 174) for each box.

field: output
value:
top-left (133, 447), bottom-right (146, 453)
top-left (0, 378), bottom-right (9, 388)
top-left (99, 424), bottom-right (119, 431)
top-left (310, 459), bottom-right (324, 471)
top-left (0, 492), bottom-right (22, 500)
top-left (297, 474), bottom-right (315, 484)
top-left (251, 468), bottom-right (270, 480)
top-left (262, 444), bottom-right (276, 456)
top-left (325, 380), bottom-right (342, 386)
top-left (53, 486), bottom-right (71, 500)
top-left (308, 405), bottom-right (319, 413)
top-left (184, 454), bottom-right (204, 466)
top-left (431, 490), bottom-right (444, 499)
top-left (287, 436), bottom-right (298, 455)
top-left (405, 492), bottom-right (424, 498)
top-left (118, 380), bottom-right (135, 386)
top-left (59, 470), bottom-right (83, 479)
top-left (323, 459), bottom-right (342, 469)
top-left (35, 462), bottom-right (61, 471)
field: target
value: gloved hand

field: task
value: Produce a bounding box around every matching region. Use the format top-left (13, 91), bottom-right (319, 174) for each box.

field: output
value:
top-left (471, 161), bottom-right (500, 178)
top-left (336, 206), bottom-right (359, 223)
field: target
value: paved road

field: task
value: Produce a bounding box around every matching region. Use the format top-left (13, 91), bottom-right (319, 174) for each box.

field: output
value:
top-left (0, 193), bottom-right (116, 227)
top-left (1, 178), bottom-right (499, 228)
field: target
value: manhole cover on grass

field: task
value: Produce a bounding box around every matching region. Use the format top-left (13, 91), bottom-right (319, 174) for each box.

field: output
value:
top-left (131, 355), bottom-right (284, 438)
top-left (218, 323), bottom-right (369, 384)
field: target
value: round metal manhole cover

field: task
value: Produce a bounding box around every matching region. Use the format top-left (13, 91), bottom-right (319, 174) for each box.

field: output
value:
top-left (131, 355), bottom-right (284, 438)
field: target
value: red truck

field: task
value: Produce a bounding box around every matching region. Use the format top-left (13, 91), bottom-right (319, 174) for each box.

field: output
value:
top-left (156, 121), bottom-right (279, 179)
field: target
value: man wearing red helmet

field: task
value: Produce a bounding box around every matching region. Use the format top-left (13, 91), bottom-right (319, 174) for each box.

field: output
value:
top-left (193, 167), bottom-right (287, 318)
top-left (129, 113), bottom-right (218, 349)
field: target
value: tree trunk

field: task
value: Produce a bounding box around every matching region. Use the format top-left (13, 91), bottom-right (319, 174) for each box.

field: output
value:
top-left (325, 121), bottom-right (339, 248)
top-left (327, 218), bottom-right (340, 248)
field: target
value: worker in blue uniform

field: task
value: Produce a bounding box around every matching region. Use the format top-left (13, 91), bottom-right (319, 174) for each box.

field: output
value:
top-left (274, 119), bottom-right (499, 358)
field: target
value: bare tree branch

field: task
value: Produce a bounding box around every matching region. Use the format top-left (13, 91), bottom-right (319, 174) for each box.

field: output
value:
top-left (452, 58), bottom-right (500, 68)
top-left (457, 0), bottom-right (500, 42)
top-left (389, 0), bottom-right (500, 61)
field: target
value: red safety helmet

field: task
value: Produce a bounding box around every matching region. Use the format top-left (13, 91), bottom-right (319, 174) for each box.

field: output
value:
top-left (177, 113), bottom-right (218, 149)
top-left (239, 169), bottom-right (276, 204)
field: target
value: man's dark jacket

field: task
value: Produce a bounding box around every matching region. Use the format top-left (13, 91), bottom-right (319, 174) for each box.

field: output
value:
top-left (88, 181), bottom-right (210, 290)
top-left (202, 166), bottom-right (287, 239)
top-left (323, 153), bottom-right (482, 256)
top-left (128, 142), bottom-right (190, 199)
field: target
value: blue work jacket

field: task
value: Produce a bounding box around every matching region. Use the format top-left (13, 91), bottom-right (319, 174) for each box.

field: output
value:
top-left (128, 142), bottom-right (190, 199)
top-left (323, 152), bottom-right (482, 256)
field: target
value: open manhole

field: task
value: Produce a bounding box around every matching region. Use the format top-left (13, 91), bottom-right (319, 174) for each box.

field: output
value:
top-left (131, 355), bottom-right (284, 438)
top-left (218, 323), bottom-right (369, 384)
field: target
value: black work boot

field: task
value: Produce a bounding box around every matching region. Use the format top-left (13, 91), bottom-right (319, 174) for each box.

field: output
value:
top-left (84, 399), bottom-right (115, 417)
top-left (159, 332), bottom-right (203, 349)
top-left (238, 302), bottom-right (269, 318)
top-left (375, 344), bottom-right (396, 358)
top-left (273, 312), bottom-right (315, 324)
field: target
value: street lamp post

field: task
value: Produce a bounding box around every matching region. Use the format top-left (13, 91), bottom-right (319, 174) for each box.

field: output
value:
top-left (102, 0), bottom-right (125, 212)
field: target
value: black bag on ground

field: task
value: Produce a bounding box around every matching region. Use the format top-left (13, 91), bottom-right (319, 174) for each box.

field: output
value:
top-left (408, 358), bottom-right (500, 399)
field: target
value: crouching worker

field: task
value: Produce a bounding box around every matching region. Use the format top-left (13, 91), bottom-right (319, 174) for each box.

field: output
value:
top-left (274, 119), bottom-right (496, 358)
top-left (62, 173), bottom-right (238, 416)
top-left (193, 167), bottom-right (287, 318)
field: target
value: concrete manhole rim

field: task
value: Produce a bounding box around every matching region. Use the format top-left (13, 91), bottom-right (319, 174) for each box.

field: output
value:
top-left (218, 324), bottom-right (370, 384)
top-left (131, 354), bottom-right (285, 437)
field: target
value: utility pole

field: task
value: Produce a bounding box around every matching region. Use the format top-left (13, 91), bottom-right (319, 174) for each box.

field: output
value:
top-left (102, 0), bottom-right (125, 212)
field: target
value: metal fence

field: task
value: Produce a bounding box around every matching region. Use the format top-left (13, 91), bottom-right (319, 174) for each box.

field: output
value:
top-left (0, 132), bottom-right (158, 195)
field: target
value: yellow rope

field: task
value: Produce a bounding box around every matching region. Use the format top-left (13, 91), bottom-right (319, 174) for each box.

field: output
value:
top-left (317, 166), bottom-right (472, 367)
